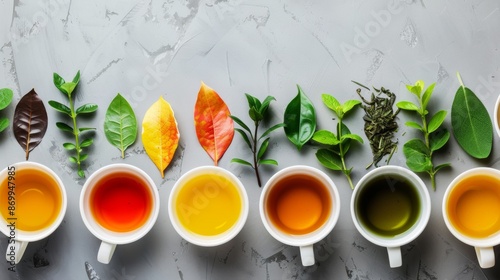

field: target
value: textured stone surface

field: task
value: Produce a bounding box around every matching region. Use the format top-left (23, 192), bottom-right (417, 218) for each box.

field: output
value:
top-left (1, 0), bottom-right (500, 279)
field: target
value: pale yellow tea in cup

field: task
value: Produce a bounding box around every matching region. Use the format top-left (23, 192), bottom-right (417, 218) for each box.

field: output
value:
top-left (0, 168), bottom-right (63, 232)
top-left (446, 173), bottom-right (500, 238)
top-left (174, 173), bottom-right (242, 236)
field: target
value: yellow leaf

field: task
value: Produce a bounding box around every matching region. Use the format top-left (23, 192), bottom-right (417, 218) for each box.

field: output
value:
top-left (142, 96), bottom-right (179, 178)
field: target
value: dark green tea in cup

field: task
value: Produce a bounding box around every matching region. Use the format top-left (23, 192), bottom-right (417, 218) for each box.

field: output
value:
top-left (355, 174), bottom-right (421, 237)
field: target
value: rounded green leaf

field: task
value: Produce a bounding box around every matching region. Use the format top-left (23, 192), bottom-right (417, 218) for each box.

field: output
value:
top-left (315, 149), bottom-right (342, 171)
top-left (283, 85), bottom-right (316, 150)
top-left (430, 129), bottom-right (450, 152)
top-left (48, 100), bottom-right (72, 116)
top-left (0, 88), bottom-right (13, 110)
top-left (312, 130), bottom-right (339, 145)
top-left (321, 94), bottom-right (341, 114)
top-left (342, 100), bottom-right (361, 114)
top-left (76, 103), bottom-right (98, 114)
top-left (451, 86), bottom-right (492, 159)
top-left (104, 94), bottom-right (137, 158)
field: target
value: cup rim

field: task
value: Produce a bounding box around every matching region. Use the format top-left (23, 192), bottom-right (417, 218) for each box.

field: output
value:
top-left (259, 165), bottom-right (341, 247)
top-left (0, 161), bottom-right (67, 242)
top-left (350, 165), bottom-right (431, 247)
top-left (168, 166), bottom-right (249, 247)
top-left (493, 94), bottom-right (500, 139)
top-left (79, 163), bottom-right (160, 245)
top-left (442, 167), bottom-right (500, 247)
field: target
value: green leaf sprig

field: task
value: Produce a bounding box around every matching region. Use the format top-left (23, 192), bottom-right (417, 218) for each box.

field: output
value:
top-left (283, 85), bottom-right (316, 150)
top-left (49, 71), bottom-right (98, 178)
top-left (104, 93), bottom-right (137, 158)
top-left (451, 72), bottom-right (492, 159)
top-left (0, 88), bottom-right (14, 132)
top-left (396, 80), bottom-right (450, 191)
top-left (231, 94), bottom-right (285, 187)
top-left (312, 94), bottom-right (363, 190)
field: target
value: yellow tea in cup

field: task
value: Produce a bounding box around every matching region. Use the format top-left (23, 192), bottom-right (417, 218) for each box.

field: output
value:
top-left (174, 173), bottom-right (242, 236)
top-left (0, 167), bottom-right (63, 232)
top-left (446, 173), bottom-right (500, 238)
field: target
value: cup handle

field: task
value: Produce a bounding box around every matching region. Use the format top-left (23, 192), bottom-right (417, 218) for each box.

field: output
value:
top-left (5, 240), bottom-right (28, 264)
top-left (387, 246), bottom-right (402, 268)
top-left (97, 241), bottom-right (116, 264)
top-left (300, 244), bottom-right (315, 266)
top-left (475, 247), bottom-right (495, 268)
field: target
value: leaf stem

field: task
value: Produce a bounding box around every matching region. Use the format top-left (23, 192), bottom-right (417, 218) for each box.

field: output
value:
top-left (68, 92), bottom-right (83, 176)
top-left (456, 72), bottom-right (465, 88)
top-left (253, 121), bottom-right (262, 187)
top-left (337, 119), bottom-right (354, 189)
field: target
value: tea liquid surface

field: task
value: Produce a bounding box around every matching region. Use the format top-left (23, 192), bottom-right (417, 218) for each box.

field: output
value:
top-left (357, 175), bottom-right (420, 237)
top-left (175, 173), bottom-right (242, 236)
top-left (91, 173), bottom-right (153, 232)
top-left (266, 174), bottom-right (331, 235)
top-left (0, 168), bottom-right (62, 231)
top-left (447, 174), bottom-right (500, 238)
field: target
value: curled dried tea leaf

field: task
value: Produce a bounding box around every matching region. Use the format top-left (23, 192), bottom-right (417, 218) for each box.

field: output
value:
top-left (142, 96), bottom-right (179, 178)
top-left (13, 89), bottom-right (48, 160)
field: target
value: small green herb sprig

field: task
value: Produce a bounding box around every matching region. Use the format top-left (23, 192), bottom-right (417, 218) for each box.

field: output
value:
top-left (312, 94), bottom-right (363, 190)
top-left (396, 80), bottom-right (450, 191)
top-left (231, 94), bottom-right (284, 187)
top-left (49, 71), bottom-right (98, 178)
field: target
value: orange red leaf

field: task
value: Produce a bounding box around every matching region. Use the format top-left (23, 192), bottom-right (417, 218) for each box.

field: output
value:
top-left (194, 82), bottom-right (234, 165)
top-left (142, 96), bottom-right (179, 178)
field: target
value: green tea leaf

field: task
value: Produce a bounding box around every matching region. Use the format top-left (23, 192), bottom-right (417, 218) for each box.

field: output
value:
top-left (0, 118), bottom-right (8, 132)
top-left (259, 159), bottom-right (278, 166)
top-left (321, 94), bottom-right (341, 115)
top-left (76, 103), bottom-right (98, 115)
top-left (257, 137), bottom-right (270, 160)
top-left (341, 133), bottom-right (364, 144)
top-left (0, 88), bottom-right (13, 110)
top-left (235, 128), bottom-right (252, 149)
top-left (396, 101), bottom-right (419, 111)
top-left (230, 116), bottom-right (252, 134)
top-left (316, 149), bottom-right (342, 171)
top-left (405, 121), bottom-right (423, 131)
top-left (104, 94), bottom-right (137, 158)
top-left (421, 83), bottom-right (435, 109)
top-left (48, 100), bottom-right (72, 116)
top-left (249, 107), bottom-right (263, 122)
top-left (451, 81), bottom-right (492, 159)
top-left (63, 143), bottom-right (76, 150)
top-left (245, 93), bottom-right (261, 110)
top-left (428, 110), bottom-right (447, 133)
top-left (231, 158), bottom-right (253, 167)
top-left (403, 139), bottom-right (432, 172)
top-left (259, 96), bottom-right (276, 115)
top-left (312, 130), bottom-right (339, 145)
top-left (80, 138), bottom-right (93, 148)
top-left (260, 123), bottom-right (285, 140)
top-left (342, 100), bottom-right (361, 114)
top-left (283, 85), bottom-right (316, 150)
top-left (53, 73), bottom-right (66, 94)
top-left (56, 122), bottom-right (73, 133)
top-left (430, 129), bottom-right (450, 152)
top-left (72, 71), bottom-right (81, 84)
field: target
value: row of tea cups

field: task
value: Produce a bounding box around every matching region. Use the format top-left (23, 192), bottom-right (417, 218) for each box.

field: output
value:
top-left (1, 162), bottom-right (500, 269)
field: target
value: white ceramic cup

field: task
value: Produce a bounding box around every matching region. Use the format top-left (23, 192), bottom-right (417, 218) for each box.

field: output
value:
top-left (494, 94), bottom-right (500, 139)
top-left (0, 162), bottom-right (67, 264)
top-left (351, 165), bottom-right (431, 268)
top-left (443, 167), bottom-right (500, 268)
top-left (259, 165), bottom-right (340, 266)
top-left (80, 164), bottom-right (159, 264)
top-left (168, 166), bottom-right (249, 247)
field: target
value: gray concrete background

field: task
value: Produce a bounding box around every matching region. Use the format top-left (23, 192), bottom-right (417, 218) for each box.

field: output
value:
top-left (1, 0), bottom-right (500, 279)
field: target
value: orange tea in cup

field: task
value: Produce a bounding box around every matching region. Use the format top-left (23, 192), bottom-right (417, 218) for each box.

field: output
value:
top-left (0, 167), bottom-right (63, 232)
top-left (90, 172), bottom-right (153, 232)
top-left (265, 174), bottom-right (332, 235)
top-left (446, 173), bottom-right (500, 238)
